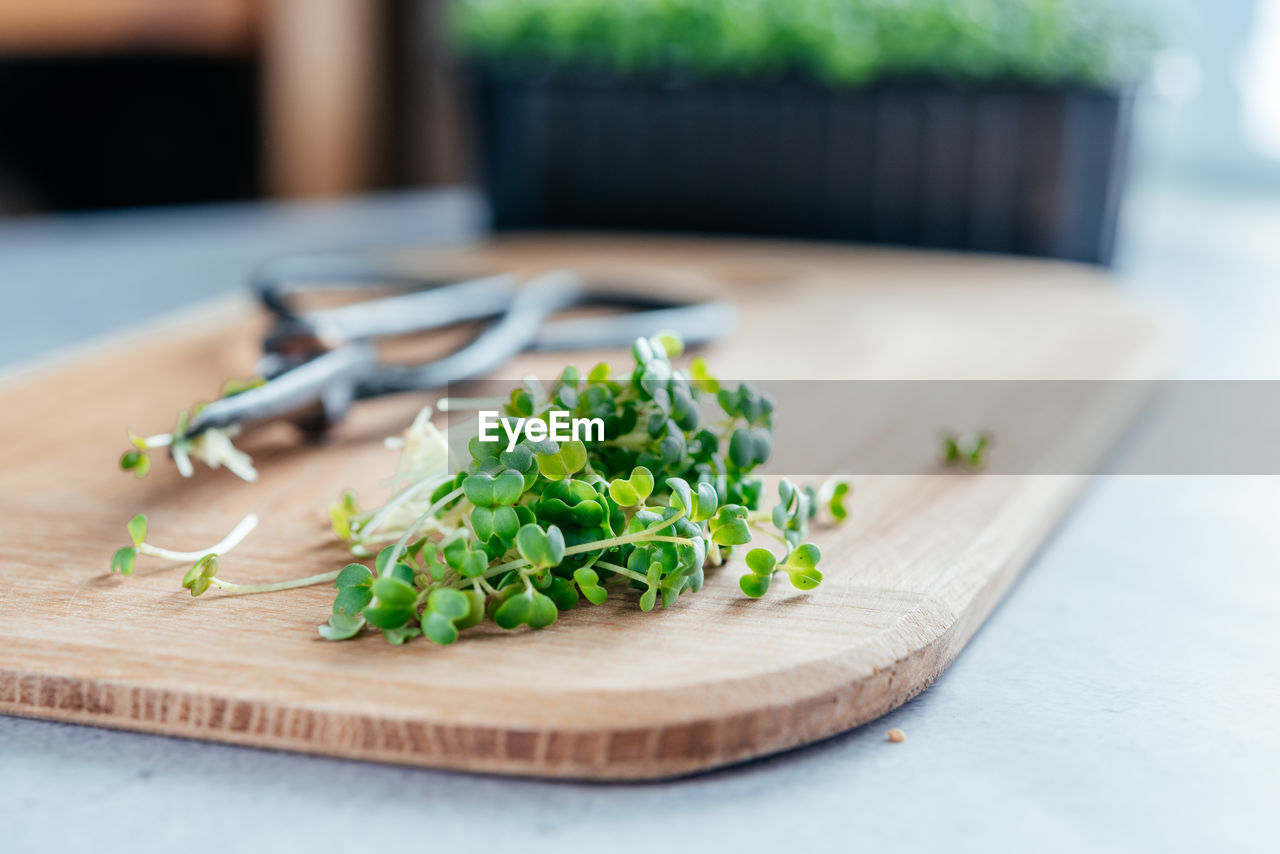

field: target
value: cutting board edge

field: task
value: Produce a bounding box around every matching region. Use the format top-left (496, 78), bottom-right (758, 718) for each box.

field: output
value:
top-left (0, 475), bottom-right (1086, 780)
top-left (0, 596), bottom-right (964, 781)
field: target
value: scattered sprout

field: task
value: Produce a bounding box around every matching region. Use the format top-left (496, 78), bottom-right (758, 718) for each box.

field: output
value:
top-left (126, 513), bottom-right (147, 547)
top-left (821, 478), bottom-right (852, 521)
top-left (119, 383), bottom-right (260, 482)
top-left (110, 547), bottom-right (137, 575)
top-left (182, 554), bottom-right (219, 597)
top-left (110, 513), bottom-right (261, 590)
top-left (942, 431), bottom-right (992, 470)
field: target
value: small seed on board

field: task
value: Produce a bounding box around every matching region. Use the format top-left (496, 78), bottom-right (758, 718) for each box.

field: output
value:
top-left (887, 728), bottom-right (906, 743)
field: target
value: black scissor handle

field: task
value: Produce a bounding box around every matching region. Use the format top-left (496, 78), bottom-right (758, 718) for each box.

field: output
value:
top-left (533, 292), bottom-right (736, 351)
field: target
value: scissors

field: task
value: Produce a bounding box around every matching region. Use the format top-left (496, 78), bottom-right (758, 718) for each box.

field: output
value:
top-left (179, 251), bottom-right (736, 443)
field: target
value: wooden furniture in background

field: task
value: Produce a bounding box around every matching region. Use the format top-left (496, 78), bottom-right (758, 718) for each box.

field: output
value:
top-left (261, 0), bottom-right (386, 197)
top-left (0, 0), bottom-right (395, 200)
top-left (0, 0), bottom-right (256, 54)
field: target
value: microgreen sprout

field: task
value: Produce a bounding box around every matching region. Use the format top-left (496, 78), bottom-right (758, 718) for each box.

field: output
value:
top-left (111, 513), bottom-right (260, 595)
top-left (941, 431), bottom-right (993, 470)
top-left (819, 477), bottom-right (852, 522)
top-left (119, 378), bottom-right (263, 482)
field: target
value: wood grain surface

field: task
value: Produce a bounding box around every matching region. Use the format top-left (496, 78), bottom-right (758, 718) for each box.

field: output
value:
top-left (0, 235), bottom-right (1171, 779)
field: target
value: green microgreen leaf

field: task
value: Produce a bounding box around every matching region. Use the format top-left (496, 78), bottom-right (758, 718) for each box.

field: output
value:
top-left (651, 330), bottom-right (683, 358)
top-left (709, 506), bottom-right (751, 546)
top-left (329, 490), bottom-right (359, 540)
top-left (111, 546), bottom-right (137, 575)
top-left (382, 625), bottom-right (421, 645)
top-left (181, 554), bottom-right (219, 597)
top-left (745, 548), bottom-right (777, 577)
top-left (361, 602), bottom-right (416, 630)
top-left (535, 440), bottom-right (588, 481)
top-left (493, 586), bottom-right (559, 630)
top-left (689, 356), bottom-right (720, 393)
top-left (442, 533), bottom-right (489, 578)
top-left (126, 514), bottom-right (147, 547)
top-left (319, 613), bottom-right (366, 641)
top-left (739, 573), bottom-right (771, 598)
top-left (421, 587), bottom-right (484, 645)
top-left (573, 567), bottom-right (608, 605)
top-left (666, 476), bottom-right (693, 516)
top-left (334, 563), bottom-right (373, 589)
top-left (371, 575), bottom-right (417, 609)
top-left (779, 543), bottom-right (823, 590)
top-left (942, 432), bottom-right (992, 469)
top-left (607, 465), bottom-right (654, 507)
top-left (828, 480), bottom-right (851, 521)
top-left (462, 469), bottom-right (525, 507)
top-left (333, 585), bottom-right (373, 616)
top-left (515, 523), bottom-right (566, 569)
top-left (472, 504), bottom-right (521, 543)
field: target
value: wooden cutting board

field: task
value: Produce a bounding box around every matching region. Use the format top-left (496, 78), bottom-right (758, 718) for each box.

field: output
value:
top-left (0, 235), bottom-right (1170, 779)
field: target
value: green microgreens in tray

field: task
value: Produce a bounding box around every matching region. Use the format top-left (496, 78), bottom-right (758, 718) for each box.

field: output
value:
top-left (112, 334), bottom-right (852, 646)
top-left (453, 0), bottom-right (1157, 89)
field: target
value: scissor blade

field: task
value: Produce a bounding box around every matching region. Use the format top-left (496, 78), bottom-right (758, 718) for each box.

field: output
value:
top-left (268, 273), bottom-right (518, 349)
top-left (184, 342), bottom-right (377, 438)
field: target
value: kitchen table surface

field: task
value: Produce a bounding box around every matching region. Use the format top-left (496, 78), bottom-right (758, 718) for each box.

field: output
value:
top-left (1, 183), bottom-right (1277, 853)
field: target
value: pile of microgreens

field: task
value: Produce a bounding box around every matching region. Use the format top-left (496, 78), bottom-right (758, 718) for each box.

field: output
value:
top-left (112, 333), bottom-right (855, 645)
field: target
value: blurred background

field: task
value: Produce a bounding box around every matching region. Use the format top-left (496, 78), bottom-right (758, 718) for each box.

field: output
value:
top-left (0, 0), bottom-right (462, 210)
top-left (3, 6), bottom-right (1279, 851)
top-left (0, 0), bottom-right (1272, 219)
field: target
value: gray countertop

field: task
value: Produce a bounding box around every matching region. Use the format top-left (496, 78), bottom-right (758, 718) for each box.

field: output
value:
top-left (1, 183), bottom-right (1277, 853)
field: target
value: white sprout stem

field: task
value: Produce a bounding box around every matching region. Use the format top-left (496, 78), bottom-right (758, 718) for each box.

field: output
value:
top-left (562, 512), bottom-right (689, 556)
top-left (436, 395), bottom-right (506, 412)
top-left (381, 486), bottom-right (466, 574)
top-left (207, 570), bottom-right (341, 596)
top-left (475, 512), bottom-right (693, 580)
top-left (748, 524), bottom-right (788, 546)
top-left (137, 514), bottom-right (259, 562)
top-left (591, 560), bottom-right (650, 584)
top-left (141, 433), bottom-right (172, 448)
top-left (707, 539), bottom-right (725, 566)
top-left (357, 474), bottom-right (449, 538)
top-left (379, 464), bottom-right (454, 488)
top-left (171, 443), bottom-right (194, 478)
